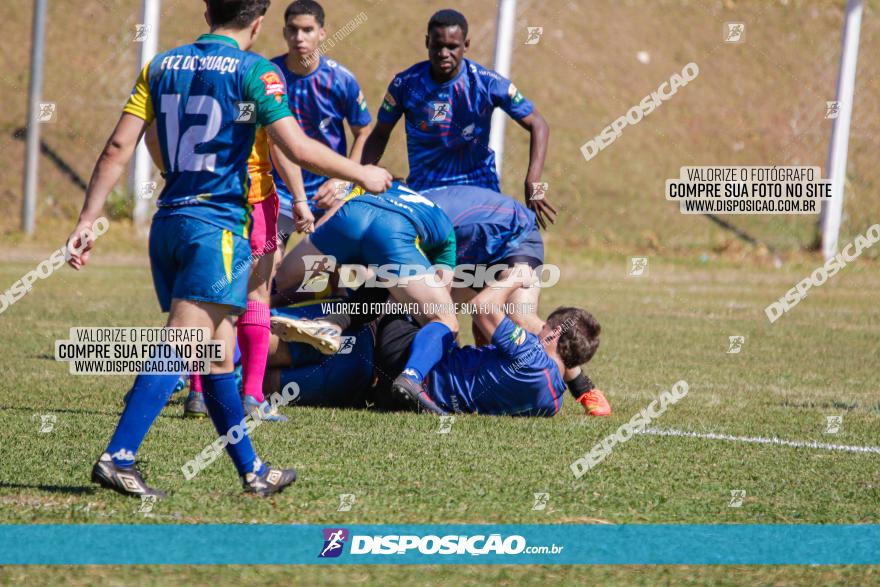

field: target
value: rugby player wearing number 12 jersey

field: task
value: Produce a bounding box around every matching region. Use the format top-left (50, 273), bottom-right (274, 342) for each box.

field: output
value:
top-left (65, 0), bottom-right (391, 498)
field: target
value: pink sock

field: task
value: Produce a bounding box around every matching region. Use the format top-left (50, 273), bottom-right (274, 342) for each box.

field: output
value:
top-left (237, 300), bottom-right (270, 403)
top-left (190, 373), bottom-right (203, 394)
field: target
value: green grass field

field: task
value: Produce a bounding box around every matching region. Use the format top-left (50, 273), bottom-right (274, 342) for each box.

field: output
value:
top-left (0, 236), bottom-right (878, 584)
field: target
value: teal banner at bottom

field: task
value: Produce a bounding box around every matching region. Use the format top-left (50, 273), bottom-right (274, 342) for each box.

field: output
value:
top-left (0, 524), bottom-right (877, 565)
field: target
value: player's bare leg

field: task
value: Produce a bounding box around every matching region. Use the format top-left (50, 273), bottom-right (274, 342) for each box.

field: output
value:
top-left (270, 239), bottom-right (345, 352)
top-left (272, 237), bottom-right (323, 300)
top-left (179, 291), bottom-right (215, 417)
top-left (504, 265), bottom-right (544, 334)
top-left (267, 332), bottom-right (292, 368)
top-left (452, 285), bottom-right (489, 346)
top-left (452, 264), bottom-right (542, 344)
top-left (259, 329), bottom-right (296, 404)
top-left (389, 273), bottom-right (458, 331)
top-left (263, 367), bottom-right (283, 403)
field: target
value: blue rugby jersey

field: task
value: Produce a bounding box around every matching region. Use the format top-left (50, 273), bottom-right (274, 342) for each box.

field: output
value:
top-left (124, 34), bottom-right (291, 236)
top-left (426, 316), bottom-right (566, 416)
top-left (270, 56), bottom-right (371, 217)
top-left (377, 58), bottom-right (534, 192)
top-left (421, 185), bottom-right (541, 265)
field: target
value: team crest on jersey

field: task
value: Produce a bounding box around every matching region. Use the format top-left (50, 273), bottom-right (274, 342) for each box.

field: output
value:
top-left (430, 101), bottom-right (451, 123)
top-left (381, 92), bottom-right (396, 113)
top-left (508, 83), bottom-right (524, 105)
top-left (510, 326), bottom-right (527, 346)
top-left (357, 90), bottom-right (367, 111)
top-left (260, 71), bottom-right (285, 102)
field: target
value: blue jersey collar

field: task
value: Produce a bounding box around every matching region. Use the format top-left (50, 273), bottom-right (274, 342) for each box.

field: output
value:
top-left (425, 57), bottom-right (468, 88)
top-left (274, 54), bottom-right (325, 80)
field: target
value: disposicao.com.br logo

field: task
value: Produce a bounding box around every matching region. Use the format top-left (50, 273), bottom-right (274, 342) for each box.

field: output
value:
top-left (318, 528), bottom-right (563, 558)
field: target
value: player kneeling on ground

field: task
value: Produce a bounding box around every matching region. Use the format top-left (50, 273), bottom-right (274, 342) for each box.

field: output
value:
top-left (272, 182), bottom-right (607, 413)
top-left (371, 270), bottom-right (607, 416)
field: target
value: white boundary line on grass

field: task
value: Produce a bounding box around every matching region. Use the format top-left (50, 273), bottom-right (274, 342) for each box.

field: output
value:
top-left (636, 427), bottom-right (880, 455)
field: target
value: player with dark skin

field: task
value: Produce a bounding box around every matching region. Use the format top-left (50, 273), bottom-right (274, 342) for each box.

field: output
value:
top-left (361, 14), bottom-right (557, 229)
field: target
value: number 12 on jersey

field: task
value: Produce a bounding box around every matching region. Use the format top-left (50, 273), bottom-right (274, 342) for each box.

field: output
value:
top-left (159, 94), bottom-right (222, 173)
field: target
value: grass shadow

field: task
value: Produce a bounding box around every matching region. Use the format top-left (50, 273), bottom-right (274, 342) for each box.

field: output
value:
top-left (0, 482), bottom-right (95, 496)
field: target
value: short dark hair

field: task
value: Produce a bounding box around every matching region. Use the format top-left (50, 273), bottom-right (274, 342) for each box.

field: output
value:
top-left (285, 0), bottom-right (325, 27)
top-left (546, 307), bottom-right (601, 369)
top-left (206, 0), bottom-right (271, 29)
top-left (427, 9), bottom-right (468, 38)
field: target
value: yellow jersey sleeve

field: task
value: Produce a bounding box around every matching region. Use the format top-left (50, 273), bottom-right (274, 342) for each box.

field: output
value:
top-left (247, 126), bottom-right (277, 204)
top-left (123, 64), bottom-right (155, 123)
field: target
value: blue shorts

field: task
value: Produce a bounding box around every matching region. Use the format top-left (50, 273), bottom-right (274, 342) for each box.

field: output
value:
top-left (149, 215), bottom-right (251, 313)
top-left (456, 223), bottom-right (544, 270)
top-left (309, 200), bottom-right (433, 276)
top-left (275, 302), bottom-right (375, 407)
top-left (500, 225), bottom-right (544, 269)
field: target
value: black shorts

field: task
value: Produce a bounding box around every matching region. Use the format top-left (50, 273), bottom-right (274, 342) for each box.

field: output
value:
top-left (366, 314), bottom-right (421, 411)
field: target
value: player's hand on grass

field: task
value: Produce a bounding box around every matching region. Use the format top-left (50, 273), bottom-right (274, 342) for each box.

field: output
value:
top-left (293, 201), bottom-right (316, 234)
top-left (357, 165), bottom-right (393, 193)
top-left (314, 178), bottom-right (351, 209)
top-left (65, 220), bottom-right (98, 270)
top-left (525, 181), bottom-right (557, 230)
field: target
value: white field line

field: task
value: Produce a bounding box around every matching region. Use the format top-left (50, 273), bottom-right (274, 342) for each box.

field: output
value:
top-left (635, 428), bottom-right (880, 455)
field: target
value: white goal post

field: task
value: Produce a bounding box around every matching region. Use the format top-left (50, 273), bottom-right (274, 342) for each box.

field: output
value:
top-left (488, 0), bottom-right (518, 181)
top-left (131, 0), bottom-right (161, 227)
top-left (819, 0), bottom-right (863, 260)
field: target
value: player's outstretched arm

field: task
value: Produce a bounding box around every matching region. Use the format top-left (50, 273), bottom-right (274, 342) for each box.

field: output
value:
top-left (515, 110), bottom-right (556, 230)
top-left (471, 269), bottom-right (530, 343)
top-left (313, 123), bottom-right (373, 209)
top-left (269, 139), bottom-right (314, 234)
top-left (266, 117), bottom-right (391, 194)
top-left (360, 120), bottom-right (395, 165)
top-left (67, 112), bottom-right (147, 270)
top-left (348, 123), bottom-right (372, 166)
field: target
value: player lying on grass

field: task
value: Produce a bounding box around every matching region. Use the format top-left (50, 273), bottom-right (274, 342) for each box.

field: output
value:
top-left (361, 9), bottom-right (556, 228)
top-left (270, 182), bottom-right (605, 410)
top-left (66, 0), bottom-right (391, 499)
top-left (265, 283), bottom-right (608, 416)
top-left (420, 185), bottom-right (603, 410)
top-left (271, 181), bottom-right (460, 411)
